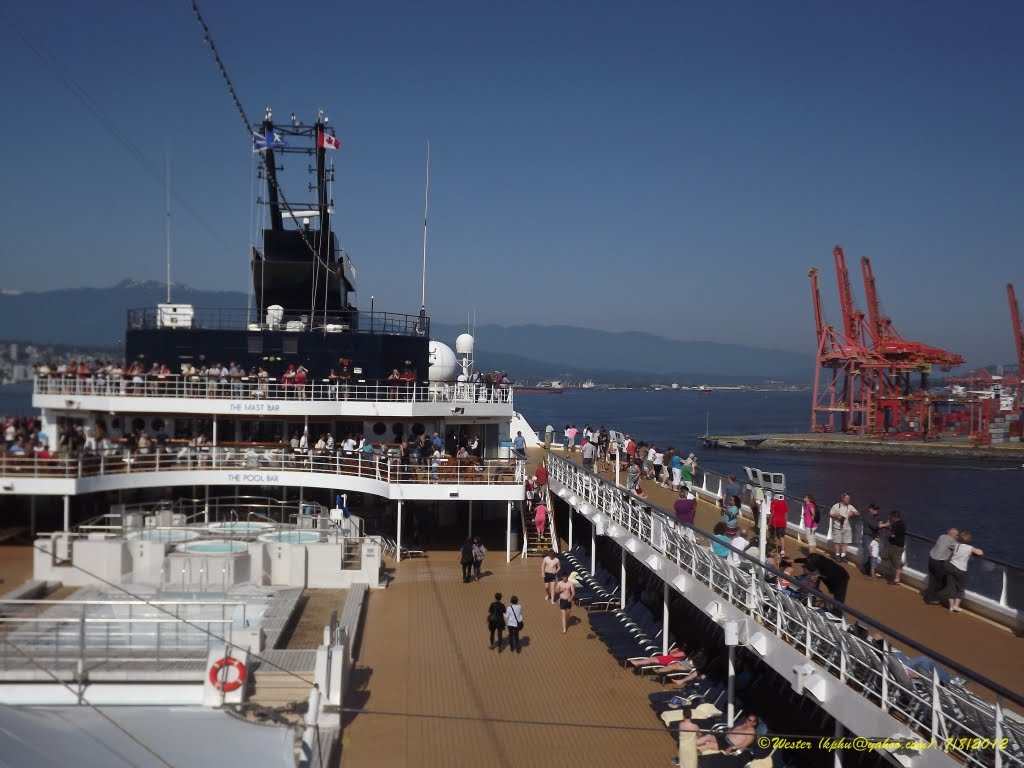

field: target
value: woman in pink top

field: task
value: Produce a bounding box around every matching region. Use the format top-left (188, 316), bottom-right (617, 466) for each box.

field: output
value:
top-left (534, 503), bottom-right (547, 536)
top-left (801, 493), bottom-right (818, 549)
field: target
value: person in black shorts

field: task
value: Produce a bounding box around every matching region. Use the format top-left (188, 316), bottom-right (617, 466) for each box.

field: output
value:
top-left (555, 572), bottom-right (576, 634)
top-left (541, 550), bottom-right (560, 602)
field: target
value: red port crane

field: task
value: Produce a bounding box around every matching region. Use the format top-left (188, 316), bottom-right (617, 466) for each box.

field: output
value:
top-left (1009, 283), bottom-right (1023, 415)
top-left (808, 264), bottom-right (889, 433)
top-left (860, 256), bottom-right (965, 371)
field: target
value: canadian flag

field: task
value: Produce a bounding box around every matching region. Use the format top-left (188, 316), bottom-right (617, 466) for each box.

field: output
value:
top-left (318, 132), bottom-right (340, 150)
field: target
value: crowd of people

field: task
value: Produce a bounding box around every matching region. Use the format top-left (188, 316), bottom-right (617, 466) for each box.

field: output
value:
top-left (538, 422), bottom-right (992, 619)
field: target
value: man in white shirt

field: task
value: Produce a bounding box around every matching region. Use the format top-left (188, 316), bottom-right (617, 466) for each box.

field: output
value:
top-left (728, 528), bottom-right (749, 567)
top-left (828, 493), bottom-right (859, 562)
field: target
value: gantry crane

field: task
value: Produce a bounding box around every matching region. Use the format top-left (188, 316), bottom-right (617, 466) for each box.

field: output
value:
top-left (1009, 283), bottom-right (1023, 416)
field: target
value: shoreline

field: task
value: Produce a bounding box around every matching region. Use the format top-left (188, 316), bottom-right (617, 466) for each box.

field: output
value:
top-left (707, 434), bottom-right (1024, 462)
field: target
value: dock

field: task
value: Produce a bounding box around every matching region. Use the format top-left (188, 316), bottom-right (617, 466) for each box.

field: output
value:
top-left (703, 432), bottom-right (1024, 461)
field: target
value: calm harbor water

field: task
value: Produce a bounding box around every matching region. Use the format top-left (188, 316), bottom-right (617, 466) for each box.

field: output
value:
top-left (518, 389), bottom-right (1024, 564)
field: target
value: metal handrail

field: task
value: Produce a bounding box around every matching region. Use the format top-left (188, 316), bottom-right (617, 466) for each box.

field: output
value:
top-left (0, 450), bottom-right (527, 489)
top-left (547, 454), bottom-right (1024, 768)
top-left (32, 375), bottom-right (514, 406)
top-left (693, 463), bottom-right (1024, 610)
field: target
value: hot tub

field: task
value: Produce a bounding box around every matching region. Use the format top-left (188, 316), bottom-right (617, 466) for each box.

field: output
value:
top-left (127, 528), bottom-right (201, 544)
top-left (258, 530), bottom-right (323, 545)
top-left (206, 521), bottom-right (273, 535)
top-left (178, 539), bottom-right (250, 555)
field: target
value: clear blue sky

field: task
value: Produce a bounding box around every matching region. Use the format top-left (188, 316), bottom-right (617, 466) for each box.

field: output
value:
top-left (1, 1), bottom-right (1021, 364)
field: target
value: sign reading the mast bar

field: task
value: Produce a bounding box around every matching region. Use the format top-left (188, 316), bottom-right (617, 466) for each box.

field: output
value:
top-left (229, 402), bottom-right (282, 413)
top-left (225, 472), bottom-right (281, 483)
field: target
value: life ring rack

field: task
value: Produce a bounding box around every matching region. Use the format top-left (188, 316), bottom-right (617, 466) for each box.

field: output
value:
top-left (209, 656), bottom-right (247, 693)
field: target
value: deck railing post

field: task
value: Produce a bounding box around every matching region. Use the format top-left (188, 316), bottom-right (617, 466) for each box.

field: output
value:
top-left (995, 696), bottom-right (1004, 768)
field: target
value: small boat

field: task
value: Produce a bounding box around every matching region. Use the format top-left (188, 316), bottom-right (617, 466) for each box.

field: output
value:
top-left (517, 381), bottom-right (565, 394)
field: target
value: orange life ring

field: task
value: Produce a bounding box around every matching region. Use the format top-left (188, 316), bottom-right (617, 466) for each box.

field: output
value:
top-left (209, 656), bottom-right (247, 693)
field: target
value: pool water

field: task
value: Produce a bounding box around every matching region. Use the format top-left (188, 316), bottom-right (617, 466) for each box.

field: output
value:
top-left (258, 530), bottom-right (323, 544)
top-left (178, 539), bottom-right (249, 555)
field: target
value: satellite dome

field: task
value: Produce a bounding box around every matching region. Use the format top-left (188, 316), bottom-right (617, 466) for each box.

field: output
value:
top-left (428, 340), bottom-right (459, 382)
top-left (455, 333), bottom-right (475, 355)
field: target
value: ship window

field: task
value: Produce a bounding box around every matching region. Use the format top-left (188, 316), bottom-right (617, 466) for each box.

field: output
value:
top-left (372, 421), bottom-right (387, 436)
top-left (410, 422), bottom-right (425, 436)
top-left (391, 423), bottom-right (404, 438)
top-left (282, 337), bottom-right (298, 355)
top-left (248, 336), bottom-right (264, 354)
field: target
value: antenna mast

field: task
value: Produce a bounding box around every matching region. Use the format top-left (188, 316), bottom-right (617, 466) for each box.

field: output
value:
top-left (164, 150), bottom-right (172, 303)
top-left (420, 140), bottom-right (430, 313)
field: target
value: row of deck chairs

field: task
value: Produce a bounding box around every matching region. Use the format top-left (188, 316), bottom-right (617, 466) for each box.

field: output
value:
top-left (557, 546), bottom-right (620, 610)
top-left (378, 537), bottom-right (424, 560)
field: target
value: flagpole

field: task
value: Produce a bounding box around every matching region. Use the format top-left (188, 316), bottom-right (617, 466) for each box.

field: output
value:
top-left (420, 140), bottom-right (430, 315)
top-left (165, 149), bottom-right (172, 304)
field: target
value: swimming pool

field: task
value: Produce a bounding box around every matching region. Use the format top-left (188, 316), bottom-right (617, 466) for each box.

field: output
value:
top-left (206, 521), bottom-right (273, 534)
top-left (178, 539), bottom-right (250, 555)
top-left (258, 530), bottom-right (323, 544)
top-left (128, 529), bottom-right (201, 544)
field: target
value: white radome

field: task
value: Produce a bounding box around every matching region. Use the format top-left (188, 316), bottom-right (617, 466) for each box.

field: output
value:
top-left (428, 340), bottom-right (459, 381)
top-left (455, 333), bottom-right (475, 355)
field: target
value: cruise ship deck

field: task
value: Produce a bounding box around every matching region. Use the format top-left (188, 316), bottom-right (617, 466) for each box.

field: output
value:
top-left (554, 449), bottom-right (1022, 697)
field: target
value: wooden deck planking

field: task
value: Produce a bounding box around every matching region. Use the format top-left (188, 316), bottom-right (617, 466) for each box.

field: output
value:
top-left (342, 552), bottom-right (675, 767)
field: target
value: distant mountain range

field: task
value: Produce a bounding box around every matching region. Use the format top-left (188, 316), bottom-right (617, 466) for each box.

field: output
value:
top-left (0, 280), bottom-right (813, 384)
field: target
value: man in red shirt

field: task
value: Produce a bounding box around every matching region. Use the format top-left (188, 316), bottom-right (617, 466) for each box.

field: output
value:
top-left (769, 495), bottom-right (790, 557)
top-left (535, 463), bottom-right (549, 505)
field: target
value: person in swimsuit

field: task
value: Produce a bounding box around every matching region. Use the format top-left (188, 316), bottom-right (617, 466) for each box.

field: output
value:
top-left (680, 712), bottom-right (759, 754)
top-left (627, 647), bottom-right (691, 673)
top-left (555, 572), bottom-right (575, 634)
top-left (541, 550), bottom-right (561, 603)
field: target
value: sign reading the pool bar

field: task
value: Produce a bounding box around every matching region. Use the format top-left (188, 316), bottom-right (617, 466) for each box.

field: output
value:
top-left (226, 472), bottom-right (281, 483)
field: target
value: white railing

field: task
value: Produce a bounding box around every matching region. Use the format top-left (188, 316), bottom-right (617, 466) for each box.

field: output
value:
top-left (0, 450), bottom-right (526, 488)
top-left (34, 375), bottom-right (514, 406)
top-left (547, 455), bottom-right (1024, 768)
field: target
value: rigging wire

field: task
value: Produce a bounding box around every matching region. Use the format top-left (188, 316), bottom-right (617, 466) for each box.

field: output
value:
top-left (0, 636), bottom-right (177, 767)
top-left (190, 0), bottom-right (342, 322)
top-left (22, 539), bottom-right (316, 688)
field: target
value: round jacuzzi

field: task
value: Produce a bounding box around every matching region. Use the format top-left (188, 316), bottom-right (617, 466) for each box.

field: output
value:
top-left (206, 521), bottom-right (273, 534)
top-left (177, 539), bottom-right (249, 555)
top-left (127, 529), bottom-right (201, 544)
top-left (258, 530), bottom-right (323, 545)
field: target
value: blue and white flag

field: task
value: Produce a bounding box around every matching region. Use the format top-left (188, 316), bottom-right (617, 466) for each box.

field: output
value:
top-left (252, 130), bottom-right (287, 152)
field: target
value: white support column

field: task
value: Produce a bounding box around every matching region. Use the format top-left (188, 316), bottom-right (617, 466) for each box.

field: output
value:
top-left (759, 492), bottom-right (769, 564)
top-left (615, 452), bottom-right (620, 487)
top-left (727, 645), bottom-right (736, 728)
top-left (212, 414), bottom-right (218, 447)
top-left (204, 486), bottom-right (210, 524)
top-left (620, 548), bottom-right (627, 609)
top-left (62, 495), bottom-right (70, 532)
top-left (397, 500), bottom-right (403, 562)
top-left (662, 580), bottom-right (670, 654)
top-left (567, 509), bottom-right (573, 552)
top-left (506, 501), bottom-right (512, 563)
top-left (591, 523), bottom-right (596, 574)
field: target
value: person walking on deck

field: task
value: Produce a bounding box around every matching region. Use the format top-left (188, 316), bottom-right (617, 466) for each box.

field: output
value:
top-left (681, 453), bottom-right (697, 488)
top-left (923, 528), bottom-right (958, 604)
top-left (534, 503), bottom-right (547, 539)
top-left (860, 504), bottom-right (881, 575)
top-left (542, 550), bottom-right (560, 602)
top-left (505, 596), bottom-right (524, 653)
top-left (801, 493), bottom-right (819, 549)
top-left (535, 463), bottom-right (548, 506)
top-left (879, 510), bottom-right (907, 585)
top-left (555, 572), bottom-right (576, 634)
top-left (488, 592), bottom-right (506, 651)
top-left (828, 493), bottom-right (859, 562)
top-left (472, 536), bottom-right (487, 581)
top-left (942, 531), bottom-right (983, 613)
top-left (459, 538), bottom-right (475, 583)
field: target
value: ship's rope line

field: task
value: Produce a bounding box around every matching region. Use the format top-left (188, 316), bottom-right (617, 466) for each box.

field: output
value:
top-left (338, 704), bottom-right (931, 743)
top-left (0, 0), bottom-right (228, 250)
top-left (190, 0), bottom-right (342, 324)
top-left (0, 636), bottom-right (177, 767)
top-left (25, 540), bottom-right (316, 687)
